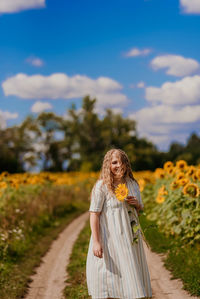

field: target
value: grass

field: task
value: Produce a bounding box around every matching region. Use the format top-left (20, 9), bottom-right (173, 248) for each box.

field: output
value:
top-left (3, 211), bottom-right (84, 299)
top-left (0, 185), bottom-right (90, 299)
top-left (64, 218), bottom-right (91, 299)
top-left (140, 213), bottom-right (200, 297)
top-left (64, 213), bottom-right (200, 298)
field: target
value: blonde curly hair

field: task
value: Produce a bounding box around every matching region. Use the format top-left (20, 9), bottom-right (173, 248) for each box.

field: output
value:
top-left (99, 148), bottom-right (138, 194)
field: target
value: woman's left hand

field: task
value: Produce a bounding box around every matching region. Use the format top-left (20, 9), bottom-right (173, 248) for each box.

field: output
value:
top-left (126, 196), bottom-right (140, 209)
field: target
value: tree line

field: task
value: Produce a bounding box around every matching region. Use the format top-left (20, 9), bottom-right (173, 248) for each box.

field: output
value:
top-left (0, 96), bottom-right (199, 173)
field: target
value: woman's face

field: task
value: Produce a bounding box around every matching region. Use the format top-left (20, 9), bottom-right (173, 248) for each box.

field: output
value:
top-left (110, 151), bottom-right (126, 179)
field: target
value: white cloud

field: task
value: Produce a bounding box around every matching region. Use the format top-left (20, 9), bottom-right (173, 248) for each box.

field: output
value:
top-left (94, 106), bottom-right (123, 117)
top-left (180, 0), bottom-right (200, 14)
top-left (26, 56), bottom-right (44, 67)
top-left (129, 104), bottom-right (200, 150)
top-left (0, 0), bottom-right (45, 13)
top-left (151, 54), bottom-right (199, 77)
top-left (0, 110), bottom-right (18, 129)
top-left (145, 75), bottom-right (200, 105)
top-left (31, 101), bottom-right (52, 113)
top-left (130, 104), bottom-right (200, 126)
top-left (2, 73), bottom-right (128, 107)
top-left (129, 81), bottom-right (145, 88)
top-left (137, 81), bottom-right (145, 88)
top-left (1, 110), bottom-right (18, 120)
top-left (110, 107), bottom-right (123, 114)
top-left (125, 47), bottom-right (151, 57)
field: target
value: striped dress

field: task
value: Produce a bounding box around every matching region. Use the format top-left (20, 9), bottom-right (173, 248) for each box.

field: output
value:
top-left (86, 177), bottom-right (152, 299)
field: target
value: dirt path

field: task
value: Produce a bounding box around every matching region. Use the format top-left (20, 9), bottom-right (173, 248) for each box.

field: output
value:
top-left (143, 241), bottom-right (199, 299)
top-left (25, 211), bottom-right (199, 299)
top-left (25, 212), bottom-right (89, 299)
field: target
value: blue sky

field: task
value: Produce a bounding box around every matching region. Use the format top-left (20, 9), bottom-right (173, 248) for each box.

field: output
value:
top-left (0, 0), bottom-right (200, 151)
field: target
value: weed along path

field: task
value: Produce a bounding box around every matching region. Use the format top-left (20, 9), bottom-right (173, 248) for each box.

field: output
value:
top-left (25, 212), bottom-right (89, 299)
top-left (25, 211), bottom-right (198, 299)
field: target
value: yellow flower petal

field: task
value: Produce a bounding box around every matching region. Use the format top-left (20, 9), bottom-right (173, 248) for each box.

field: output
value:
top-left (115, 183), bottom-right (128, 201)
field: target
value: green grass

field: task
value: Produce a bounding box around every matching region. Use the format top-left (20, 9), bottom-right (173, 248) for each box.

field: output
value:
top-left (64, 214), bottom-right (200, 298)
top-left (64, 219), bottom-right (91, 299)
top-left (0, 209), bottom-right (88, 299)
top-left (140, 213), bottom-right (200, 297)
top-left (0, 185), bottom-right (90, 299)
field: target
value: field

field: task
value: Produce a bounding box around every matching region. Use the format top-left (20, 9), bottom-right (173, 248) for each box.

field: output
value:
top-left (0, 160), bottom-right (200, 298)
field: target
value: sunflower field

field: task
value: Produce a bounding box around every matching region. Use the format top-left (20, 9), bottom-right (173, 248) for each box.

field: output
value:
top-left (141, 160), bottom-right (200, 247)
top-left (0, 162), bottom-right (199, 263)
top-left (0, 172), bottom-right (98, 261)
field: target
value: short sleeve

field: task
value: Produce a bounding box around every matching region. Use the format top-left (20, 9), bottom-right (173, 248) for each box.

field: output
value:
top-left (89, 180), bottom-right (105, 212)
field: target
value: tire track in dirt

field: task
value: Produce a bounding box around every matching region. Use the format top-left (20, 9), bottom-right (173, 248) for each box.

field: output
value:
top-left (25, 211), bottom-right (199, 299)
top-left (25, 212), bottom-right (89, 299)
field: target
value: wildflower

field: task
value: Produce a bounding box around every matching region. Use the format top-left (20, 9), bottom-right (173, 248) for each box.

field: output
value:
top-left (115, 183), bottom-right (128, 201)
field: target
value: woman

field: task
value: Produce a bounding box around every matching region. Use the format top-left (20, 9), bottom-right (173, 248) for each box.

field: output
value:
top-left (86, 149), bottom-right (152, 299)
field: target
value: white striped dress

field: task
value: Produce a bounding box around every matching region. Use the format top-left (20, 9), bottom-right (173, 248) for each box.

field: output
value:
top-left (86, 177), bottom-right (152, 299)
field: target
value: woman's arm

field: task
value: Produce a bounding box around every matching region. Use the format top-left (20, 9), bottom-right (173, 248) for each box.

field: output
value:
top-left (90, 212), bottom-right (103, 258)
top-left (90, 212), bottom-right (101, 242)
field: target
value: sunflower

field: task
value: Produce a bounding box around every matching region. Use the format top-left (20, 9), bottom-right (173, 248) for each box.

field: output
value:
top-left (176, 160), bottom-right (188, 171)
top-left (156, 195), bottom-right (165, 204)
top-left (183, 183), bottom-right (200, 198)
top-left (0, 181), bottom-right (7, 189)
top-left (155, 168), bottom-right (165, 179)
top-left (170, 180), bottom-right (179, 190)
top-left (138, 179), bottom-right (145, 192)
top-left (186, 166), bottom-right (196, 177)
top-left (115, 183), bottom-right (128, 201)
top-left (177, 178), bottom-right (190, 186)
top-left (163, 161), bottom-right (174, 171)
top-left (0, 171), bottom-right (9, 178)
top-left (192, 172), bottom-right (198, 182)
top-left (196, 169), bottom-right (200, 181)
top-left (166, 166), bottom-right (175, 175)
top-left (176, 172), bottom-right (185, 181)
top-left (158, 185), bottom-right (168, 196)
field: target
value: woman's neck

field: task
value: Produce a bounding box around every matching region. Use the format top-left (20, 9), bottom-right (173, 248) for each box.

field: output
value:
top-left (113, 176), bottom-right (126, 185)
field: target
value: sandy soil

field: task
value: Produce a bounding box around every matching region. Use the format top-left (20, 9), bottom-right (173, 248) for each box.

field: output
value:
top-left (25, 211), bottom-right (199, 299)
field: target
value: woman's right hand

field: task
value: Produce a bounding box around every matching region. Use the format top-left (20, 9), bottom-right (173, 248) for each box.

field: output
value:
top-left (93, 241), bottom-right (103, 258)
